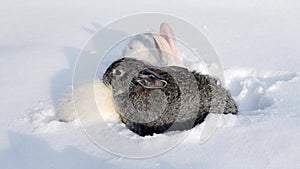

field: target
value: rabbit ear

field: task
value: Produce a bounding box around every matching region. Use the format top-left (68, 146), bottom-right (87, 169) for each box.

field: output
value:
top-left (159, 22), bottom-right (178, 57)
top-left (134, 69), bottom-right (167, 89)
top-left (152, 23), bottom-right (183, 66)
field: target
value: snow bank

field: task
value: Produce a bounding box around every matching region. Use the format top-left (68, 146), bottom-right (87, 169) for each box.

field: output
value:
top-left (7, 67), bottom-right (300, 169)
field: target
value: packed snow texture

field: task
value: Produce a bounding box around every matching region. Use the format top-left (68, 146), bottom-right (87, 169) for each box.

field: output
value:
top-left (1, 0), bottom-right (300, 169)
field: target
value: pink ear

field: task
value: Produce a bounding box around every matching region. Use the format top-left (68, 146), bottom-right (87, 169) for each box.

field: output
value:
top-left (152, 32), bottom-right (172, 64)
top-left (159, 22), bottom-right (178, 57)
top-left (152, 22), bottom-right (184, 66)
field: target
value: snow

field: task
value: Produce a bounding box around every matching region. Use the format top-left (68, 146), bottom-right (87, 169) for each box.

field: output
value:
top-left (1, 0), bottom-right (300, 169)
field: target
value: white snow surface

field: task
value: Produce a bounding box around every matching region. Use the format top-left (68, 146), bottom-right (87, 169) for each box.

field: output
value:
top-left (1, 0), bottom-right (300, 169)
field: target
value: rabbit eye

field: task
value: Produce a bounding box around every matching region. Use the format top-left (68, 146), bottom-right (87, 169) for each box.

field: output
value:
top-left (113, 69), bottom-right (122, 76)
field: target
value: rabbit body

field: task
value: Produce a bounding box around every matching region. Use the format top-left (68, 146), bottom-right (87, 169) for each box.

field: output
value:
top-left (103, 58), bottom-right (238, 136)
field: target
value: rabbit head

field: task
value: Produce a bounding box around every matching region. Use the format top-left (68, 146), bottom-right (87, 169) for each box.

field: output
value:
top-left (102, 57), bottom-right (149, 95)
top-left (123, 22), bottom-right (184, 67)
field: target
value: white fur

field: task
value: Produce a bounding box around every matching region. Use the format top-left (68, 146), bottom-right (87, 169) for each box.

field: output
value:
top-left (56, 82), bottom-right (120, 123)
top-left (122, 34), bottom-right (162, 66)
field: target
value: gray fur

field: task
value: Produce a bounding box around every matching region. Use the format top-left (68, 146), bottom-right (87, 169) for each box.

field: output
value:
top-left (103, 58), bottom-right (238, 136)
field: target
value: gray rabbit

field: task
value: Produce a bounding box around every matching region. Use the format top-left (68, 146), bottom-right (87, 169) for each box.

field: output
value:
top-left (103, 57), bottom-right (238, 136)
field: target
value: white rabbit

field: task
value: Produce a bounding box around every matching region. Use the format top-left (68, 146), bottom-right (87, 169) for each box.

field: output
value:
top-left (56, 22), bottom-right (184, 122)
